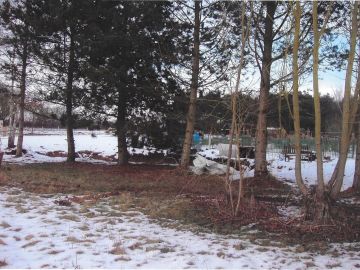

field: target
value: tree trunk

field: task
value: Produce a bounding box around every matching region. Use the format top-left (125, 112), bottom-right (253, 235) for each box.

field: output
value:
top-left (180, 0), bottom-right (201, 168)
top-left (312, 0), bottom-right (325, 196)
top-left (15, 40), bottom-right (28, 157)
top-left (353, 121), bottom-right (360, 191)
top-left (65, 32), bottom-right (76, 162)
top-left (8, 52), bottom-right (17, 149)
top-left (254, 1), bottom-right (276, 177)
top-left (310, 1), bottom-right (337, 223)
top-left (330, 1), bottom-right (358, 198)
top-left (8, 97), bottom-right (17, 148)
top-left (292, 1), bottom-right (308, 195)
top-left (116, 97), bottom-right (128, 165)
top-left (304, 191), bottom-right (332, 224)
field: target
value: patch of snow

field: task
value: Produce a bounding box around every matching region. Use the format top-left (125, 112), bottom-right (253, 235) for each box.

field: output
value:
top-left (1, 131), bottom-right (168, 164)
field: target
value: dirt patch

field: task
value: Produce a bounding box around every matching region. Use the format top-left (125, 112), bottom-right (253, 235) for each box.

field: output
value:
top-left (44, 151), bottom-right (68, 158)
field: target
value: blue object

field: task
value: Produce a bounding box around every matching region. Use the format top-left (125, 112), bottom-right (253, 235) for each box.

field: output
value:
top-left (193, 132), bottom-right (200, 145)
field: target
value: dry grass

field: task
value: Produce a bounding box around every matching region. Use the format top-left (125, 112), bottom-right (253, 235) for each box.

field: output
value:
top-left (21, 240), bottom-right (41, 248)
top-left (66, 236), bottom-right (94, 244)
top-left (59, 214), bottom-right (80, 222)
top-left (1, 163), bottom-right (225, 196)
top-left (1, 163), bottom-right (225, 228)
top-left (25, 234), bottom-right (34, 241)
top-left (13, 236), bottom-right (21, 241)
top-left (114, 256), bottom-right (131, 262)
top-left (48, 250), bottom-right (64, 255)
top-left (3, 162), bottom-right (326, 244)
top-left (109, 242), bottom-right (127, 255)
top-left (0, 222), bottom-right (10, 229)
top-left (0, 259), bottom-right (7, 267)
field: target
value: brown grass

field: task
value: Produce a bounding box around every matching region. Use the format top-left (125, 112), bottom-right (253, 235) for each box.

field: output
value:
top-left (110, 242), bottom-right (126, 255)
top-left (4, 162), bottom-right (335, 243)
top-left (0, 259), bottom-right (7, 268)
top-left (21, 240), bottom-right (41, 248)
top-left (25, 235), bottom-right (34, 241)
top-left (1, 163), bottom-right (227, 195)
top-left (66, 236), bottom-right (95, 244)
top-left (0, 222), bottom-right (10, 229)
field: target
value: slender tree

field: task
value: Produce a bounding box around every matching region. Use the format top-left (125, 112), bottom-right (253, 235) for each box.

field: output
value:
top-left (292, 1), bottom-right (308, 195)
top-left (292, 1), bottom-right (358, 222)
top-left (329, 1), bottom-right (359, 198)
top-left (0, 0), bottom-right (39, 157)
top-left (180, 0), bottom-right (201, 167)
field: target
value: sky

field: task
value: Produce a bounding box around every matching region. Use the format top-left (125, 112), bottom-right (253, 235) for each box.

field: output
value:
top-left (310, 70), bottom-right (346, 97)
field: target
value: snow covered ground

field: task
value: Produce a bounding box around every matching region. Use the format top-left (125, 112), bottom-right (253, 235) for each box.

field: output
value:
top-left (199, 148), bottom-right (356, 191)
top-left (0, 129), bottom-right (360, 269)
top-left (1, 186), bottom-right (360, 269)
top-left (0, 129), bottom-right (166, 164)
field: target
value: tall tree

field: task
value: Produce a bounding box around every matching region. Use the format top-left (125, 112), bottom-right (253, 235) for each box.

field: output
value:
top-left (84, 1), bottom-right (178, 165)
top-left (178, 1), bottom-right (248, 167)
top-left (180, 0), bottom-right (201, 167)
top-left (253, 1), bottom-right (277, 176)
top-left (292, 1), bottom-right (358, 222)
top-left (329, 1), bottom-right (359, 198)
top-left (292, 1), bottom-right (308, 195)
top-left (33, 0), bottom-right (97, 162)
top-left (1, 0), bottom-right (40, 157)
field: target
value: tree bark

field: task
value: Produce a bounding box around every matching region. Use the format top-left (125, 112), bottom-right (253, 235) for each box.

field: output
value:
top-left (254, 1), bottom-right (276, 177)
top-left (116, 96), bottom-right (128, 165)
top-left (292, 1), bottom-right (308, 196)
top-left (65, 32), bottom-right (76, 162)
top-left (15, 40), bottom-right (28, 157)
top-left (180, 0), bottom-right (201, 168)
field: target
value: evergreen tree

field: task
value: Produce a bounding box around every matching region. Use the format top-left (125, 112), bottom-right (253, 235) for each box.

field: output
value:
top-left (83, 1), bottom-right (179, 165)
top-left (30, 0), bottom-right (97, 162)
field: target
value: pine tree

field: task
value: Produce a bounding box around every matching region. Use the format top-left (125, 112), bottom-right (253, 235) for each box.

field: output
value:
top-left (83, 1), bottom-right (179, 165)
top-left (31, 0), bottom-right (97, 162)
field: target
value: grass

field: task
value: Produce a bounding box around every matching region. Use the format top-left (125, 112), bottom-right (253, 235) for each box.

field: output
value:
top-left (1, 163), bottom-right (226, 196)
top-left (24, 235), bottom-right (34, 241)
top-left (110, 242), bottom-right (126, 255)
top-left (59, 214), bottom-right (80, 222)
top-left (0, 222), bottom-right (11, 229)
top-left (0, 162), bottom-right (322, 244)
top-left (0, 163), bottom-right (229, 229)
top-left (66, 236), bottom-right (95, 244)
top-left (48, 250), bottom-right (63, 255)
top-left (0, 259), bottom-right (7, 267)
top-left (21, 240), bottom-right (41, 248)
